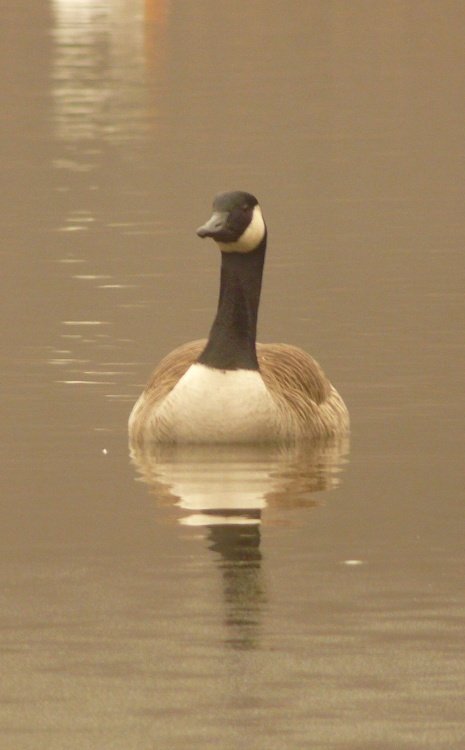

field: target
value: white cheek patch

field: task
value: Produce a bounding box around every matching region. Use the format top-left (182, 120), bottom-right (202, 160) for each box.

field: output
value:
top-left (218, 205), bottom-right (266, 254)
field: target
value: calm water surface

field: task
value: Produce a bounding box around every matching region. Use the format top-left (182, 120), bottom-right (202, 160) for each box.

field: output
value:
top-left (1, 2), bottom-right (464, 748)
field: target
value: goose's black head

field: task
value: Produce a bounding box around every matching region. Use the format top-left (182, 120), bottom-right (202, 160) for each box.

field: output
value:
top-left (196, 191), bottom-right (266, 253)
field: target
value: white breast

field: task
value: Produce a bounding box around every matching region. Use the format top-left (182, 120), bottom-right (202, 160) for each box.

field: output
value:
top-left (152, 363), bottom-right (280, 443)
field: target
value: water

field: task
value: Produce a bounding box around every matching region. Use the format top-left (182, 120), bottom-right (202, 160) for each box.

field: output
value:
top-left (1, 2), bottom-right (464, 748)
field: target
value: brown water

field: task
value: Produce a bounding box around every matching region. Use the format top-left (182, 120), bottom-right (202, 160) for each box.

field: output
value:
top-left (2, 2), bottom-right (464, 748)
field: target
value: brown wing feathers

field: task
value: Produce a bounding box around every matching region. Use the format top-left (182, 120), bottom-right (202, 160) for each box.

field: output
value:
top-left (141, 340), bottom-right (331, 414)
top-left (257, 343), bottom-right (331, 406)
top-left (143, 339), bottom-right (206, 407)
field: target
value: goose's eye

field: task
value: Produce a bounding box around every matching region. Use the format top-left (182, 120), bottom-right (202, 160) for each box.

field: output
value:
top-left (242, 204), bottom-right (249, 212)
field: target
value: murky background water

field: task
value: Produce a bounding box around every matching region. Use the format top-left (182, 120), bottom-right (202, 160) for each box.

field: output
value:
top-left (1, 2), bottom-right (464, 748)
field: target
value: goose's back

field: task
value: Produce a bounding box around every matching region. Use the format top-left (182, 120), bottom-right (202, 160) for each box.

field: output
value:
top-left (129, 340), bottom-right (348, 443)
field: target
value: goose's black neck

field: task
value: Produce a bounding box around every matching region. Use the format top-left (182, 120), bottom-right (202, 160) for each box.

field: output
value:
top-left (197, 235), bottom-right (266, 370)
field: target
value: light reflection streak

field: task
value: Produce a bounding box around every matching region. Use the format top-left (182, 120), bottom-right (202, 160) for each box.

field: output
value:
top-left (62, 320), bottom-right (110, 325)
top-left (72, 275), bottom-right (112, 280)
top-left (56, 258), bottom-right (86, 263)
top-left (98, 284), bottom-right (137, 289)
top-left (57, 380), bottom-right (116, 385)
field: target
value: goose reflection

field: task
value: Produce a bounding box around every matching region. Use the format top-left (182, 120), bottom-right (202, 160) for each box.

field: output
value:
top-left (130, 439), bottom-right (349, 649)
top-left (130, 438), bottom-right (349, 524)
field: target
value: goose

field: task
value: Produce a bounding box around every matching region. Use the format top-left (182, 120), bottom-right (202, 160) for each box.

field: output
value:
top-left (129, 191), bottom-right (349, 444)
